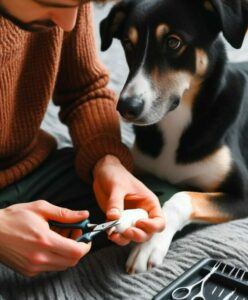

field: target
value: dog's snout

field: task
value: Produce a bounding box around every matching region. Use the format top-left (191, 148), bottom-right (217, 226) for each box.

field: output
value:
top-left (117, 96), bottom-right (144, 120)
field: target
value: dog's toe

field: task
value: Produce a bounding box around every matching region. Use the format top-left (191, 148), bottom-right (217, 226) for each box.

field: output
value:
top-left (126, 244), bottom-right (165, 274)
top-left (126, 229), bottom-right (176, 274)
top-left (148, 248), bottom-right (166, 268)
top-left (126, 245), bottom-right (140, 274)
top-left (126, 244), bottom-right (152, 274)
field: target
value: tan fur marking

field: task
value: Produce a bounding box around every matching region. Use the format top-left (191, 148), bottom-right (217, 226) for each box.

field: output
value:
top-left (182, 78), bottom-right (202, 107)
top-left (128, 27), bottom-right (139, 45)
top-left (188, 192), bottom-right (231, 223)
top-left (203, 146), bottom-right (232, 191)
top-left (156, 23), bottom-right (170, 41)
top-left (182, 49), bottom-right (209, 106)
top-left (204, 1), bottom-right (215, 11)
top-left (195, 48), bottom-right (209, 77)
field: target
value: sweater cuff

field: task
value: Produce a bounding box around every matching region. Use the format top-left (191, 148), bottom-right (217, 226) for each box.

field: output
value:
top-left (75, 135), bottom-right (134, 183)
top-left (68, 97), bottom-right (134, 183)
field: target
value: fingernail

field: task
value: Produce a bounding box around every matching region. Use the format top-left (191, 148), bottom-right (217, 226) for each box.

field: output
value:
top-left (77, 210), bottom-right (88, 215)
top-left (137, 222), bottom-right (144, 227)
top-left (107, 227), bottom-right (116, 236)
top-left (108, 208), bottom-right (120, 215)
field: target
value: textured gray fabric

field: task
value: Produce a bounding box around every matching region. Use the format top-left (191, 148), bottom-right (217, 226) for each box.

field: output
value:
top-left (0, 218), bottom-right (248, 299)
top-left (1, 3), bottom-right (248, 300)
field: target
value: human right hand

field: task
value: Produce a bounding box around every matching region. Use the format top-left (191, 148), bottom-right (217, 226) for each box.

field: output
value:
top-left (0, 200), bottom-right (91, 277)
top-left (93, 155), bottom-right (165, 246)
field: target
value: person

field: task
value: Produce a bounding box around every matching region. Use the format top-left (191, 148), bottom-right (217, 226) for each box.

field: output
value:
top-left (0, 0), bottom-right (165, 277)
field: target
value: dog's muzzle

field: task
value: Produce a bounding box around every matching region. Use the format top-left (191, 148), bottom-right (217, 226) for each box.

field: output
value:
top-left (117, 96), bottom-right (145, 121)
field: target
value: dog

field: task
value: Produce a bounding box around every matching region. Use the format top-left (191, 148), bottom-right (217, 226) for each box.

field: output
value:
top-left (100, 0), bottom-right (248, 274)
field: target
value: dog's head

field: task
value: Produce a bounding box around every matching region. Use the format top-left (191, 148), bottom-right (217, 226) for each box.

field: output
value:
top-left (100, 0), bottom-right (248, 125)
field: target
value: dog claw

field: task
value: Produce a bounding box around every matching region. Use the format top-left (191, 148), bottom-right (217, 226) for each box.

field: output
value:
top-left (126, 266), bottom-right (134, 275)
top-left (148, 262), bottom-right (154, 270)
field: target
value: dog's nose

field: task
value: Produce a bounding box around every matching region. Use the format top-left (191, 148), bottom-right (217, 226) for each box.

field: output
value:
top-left (117, 96), bottom-right (144, 120)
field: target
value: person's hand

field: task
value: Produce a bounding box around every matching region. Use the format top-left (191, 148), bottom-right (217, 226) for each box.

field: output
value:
top-left (0, 200), bottom-right (91, 277)
top-left (93, 155), bottom-right (165, 246)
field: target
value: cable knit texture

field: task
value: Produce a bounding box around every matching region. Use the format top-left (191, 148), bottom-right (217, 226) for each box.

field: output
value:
top-left (0, 3), bottom-right (133, 189)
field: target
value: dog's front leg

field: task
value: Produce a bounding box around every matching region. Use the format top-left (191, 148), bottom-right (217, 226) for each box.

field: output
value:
top-left (126, 191), bottom-right (232, 274)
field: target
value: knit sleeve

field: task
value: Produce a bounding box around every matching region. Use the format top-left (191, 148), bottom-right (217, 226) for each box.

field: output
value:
top-left (53, 3), bottom-right (133, 182)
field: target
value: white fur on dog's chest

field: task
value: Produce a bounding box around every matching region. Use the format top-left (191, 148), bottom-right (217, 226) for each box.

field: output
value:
top-left (132, 102), bottom-right (232, 190)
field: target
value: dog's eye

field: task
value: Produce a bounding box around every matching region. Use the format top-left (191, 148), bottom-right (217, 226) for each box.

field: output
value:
top-left (123, 39), bottom-right (134, 52)
top-left (167, 35), bottom-right (182, 50)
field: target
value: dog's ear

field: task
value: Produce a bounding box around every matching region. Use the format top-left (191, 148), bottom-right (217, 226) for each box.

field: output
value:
top-left (204, 0), bottom-right (248, 48)
top-left (100, 1), bottom-right (134, 51)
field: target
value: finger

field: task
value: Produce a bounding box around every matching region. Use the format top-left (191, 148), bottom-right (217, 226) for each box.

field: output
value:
top-left (48, 230), bottom-right (91, 259)
top-left (45, 252), bottom-right (78, 268)
top-left (147, 204), bottom-right (166, 232)
top-left (51, 228), bottom-right (61, 235)
top-left (135, 217), bottom-right (165, 234)
top-left (31, 200), bottom-right (89, 223)
top-left (108, 233), bottom-right (131, 246)
top-left (50, 226), bottom-right (60, 234)
top-left (77, 241), bottom-right (92, 256)
top-left (22, 252), bottom-right (79, 274)
top-left (106, 189), bottom-right (125, 220)
top-left (27, 261), bottom-right (72, 273)
top-left (121, 227), bottom-right (152, 243)
top-left (135, 196), bottom-right (165, 232)
top-left (4, 251), bottom-right (77, 276)
top-left (70, 229), bottom-right (83, 240)
top-left (51, 228), bottom-right (74, 238)
top-left (124, 193), bottom-right (162, 217)
top-left (58, 228), bottom-right (72, 238)
top-left (148, 203), bottom-right (164, 218)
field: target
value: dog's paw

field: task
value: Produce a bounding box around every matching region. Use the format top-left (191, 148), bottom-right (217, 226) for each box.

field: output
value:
top-left (125, 192), bottom-right (193, 274)
top-left (126, 229), bottom-right (174, 274)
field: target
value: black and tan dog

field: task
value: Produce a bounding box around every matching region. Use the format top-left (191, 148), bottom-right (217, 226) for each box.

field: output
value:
top-left (100, 0), bottom-right (248, 273)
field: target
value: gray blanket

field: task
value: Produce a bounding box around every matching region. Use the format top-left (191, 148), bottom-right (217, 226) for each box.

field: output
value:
top-left (1, 4), bottom-right (248, 300)
top-left (0, 219), bottom-right (248, 299)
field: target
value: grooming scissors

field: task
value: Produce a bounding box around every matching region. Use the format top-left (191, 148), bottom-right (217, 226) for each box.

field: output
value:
top-left (49, 219), bottom-right (120, 243)
top-left (171, 261), bottom-right (221, 300)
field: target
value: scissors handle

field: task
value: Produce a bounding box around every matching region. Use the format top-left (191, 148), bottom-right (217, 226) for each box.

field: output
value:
top-left (49, 219), bottom-right (90, 230)
top-left (172, 262), bottom-right (220, 300)
top-left (76, 233), bottom-right (92, 243)
top-left (50, 220), bottom-right (100, 243)
top-left (172, 287), bottom-right (191, 299)
top-left (191, 288), bottom-right (205, 300)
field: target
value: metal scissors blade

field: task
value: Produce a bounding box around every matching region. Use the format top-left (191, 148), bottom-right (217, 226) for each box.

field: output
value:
top-left (92, 220), bottom-right (120, 232)
top-left (77, 219), bottom-right (120, 243)
top-left (49, 219), bottom-right (120, 243)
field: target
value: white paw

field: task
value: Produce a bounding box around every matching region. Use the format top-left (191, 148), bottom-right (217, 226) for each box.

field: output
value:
top-left (126, 229), bottom-right (174, 274)
top-left (116, 209), bottom-right (149, 233)
top-left (125, 192), bottom-right (193, 274)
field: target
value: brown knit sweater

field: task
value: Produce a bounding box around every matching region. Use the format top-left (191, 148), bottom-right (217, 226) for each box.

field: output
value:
top-left (0, 3), bottom-right (133, 189)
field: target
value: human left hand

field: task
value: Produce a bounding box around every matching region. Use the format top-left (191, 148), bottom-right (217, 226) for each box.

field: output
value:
top-left (93, 155), bottom-right (165, 246)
